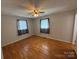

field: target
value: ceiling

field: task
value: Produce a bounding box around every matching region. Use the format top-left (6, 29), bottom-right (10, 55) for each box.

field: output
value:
top-left (2, 0), bottom-right (77, 18)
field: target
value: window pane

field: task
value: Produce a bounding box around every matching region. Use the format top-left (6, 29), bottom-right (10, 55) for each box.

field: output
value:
top-left (17, 20), bottom-right (29, 35)
top-left (18, 21), bottom-right (27, 30)
top-left (40, 18), bottom-right (49, 34)
top-left (41, 19), bottom-right (49, 29)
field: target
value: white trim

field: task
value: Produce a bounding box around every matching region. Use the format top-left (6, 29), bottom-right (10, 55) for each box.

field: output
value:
top-left (72, 14), bottom-right (77, 44)
top-left (2, 35), bottom-right (72, 47)
top-left (2, 38), bottom-right (22, 47)
top-left (36, 35), bottom-right (72, 44)
top-left (2, 35), bottom-right (32, 47)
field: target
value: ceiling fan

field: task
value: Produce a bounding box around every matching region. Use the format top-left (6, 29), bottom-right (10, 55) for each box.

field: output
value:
top-left (25, 0), bottom-right (45, 17)
top-left (32, 9), bottom-right (45, 17)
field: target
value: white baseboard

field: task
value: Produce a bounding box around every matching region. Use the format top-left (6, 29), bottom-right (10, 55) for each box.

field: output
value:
top-left (2, 35), bottom-right (72, 47)
top-left (2, 35), bottom-right (32, 47)
top-left (2, 38), bottom-right (22, 47)
top-left (36, 35), bottom-right (72, 44)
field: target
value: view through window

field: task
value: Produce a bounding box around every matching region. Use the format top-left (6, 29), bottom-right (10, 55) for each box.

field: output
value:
top-left (17, 20), bottom-right (29, 35)
top-left (40, 18), bottom-right (49, 33)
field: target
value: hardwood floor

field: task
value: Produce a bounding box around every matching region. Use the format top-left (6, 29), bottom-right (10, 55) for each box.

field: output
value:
top-left (2, 35), bottom-right (76, 59)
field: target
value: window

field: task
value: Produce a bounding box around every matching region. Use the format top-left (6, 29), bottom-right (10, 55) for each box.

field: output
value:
top-left (17, 20), bottom-right (29, 35)
top-left (40, 18), bottom-right (50, 34)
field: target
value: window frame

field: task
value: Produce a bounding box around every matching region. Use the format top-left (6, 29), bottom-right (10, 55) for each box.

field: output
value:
top-left (40, 18), bottom-right (50, 34)
top-left (17, 19), bottom-right (29, 35)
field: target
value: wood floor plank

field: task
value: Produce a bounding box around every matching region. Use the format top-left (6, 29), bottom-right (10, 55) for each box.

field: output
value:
top-left (2, 35), bottom-right (76, 59)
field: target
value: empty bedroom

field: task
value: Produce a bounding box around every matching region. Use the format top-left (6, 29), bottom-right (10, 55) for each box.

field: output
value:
top-left (1, 0), bottom-right (77, 59)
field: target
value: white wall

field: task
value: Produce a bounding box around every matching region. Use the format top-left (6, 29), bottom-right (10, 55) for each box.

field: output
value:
top-left (1, 15), bottom-right (33, 46)
top-left (33, 10), bottom-right (75, 43)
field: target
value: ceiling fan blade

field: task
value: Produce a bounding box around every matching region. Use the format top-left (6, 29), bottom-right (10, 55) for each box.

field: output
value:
top-left (39, 12), bottom-right (45, 13)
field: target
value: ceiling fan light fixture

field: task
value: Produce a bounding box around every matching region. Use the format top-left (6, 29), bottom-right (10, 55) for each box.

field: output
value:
top-left (34, 14), bottom-right (39, 17)
top-left (33, 10), bottom-right (39, 17)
